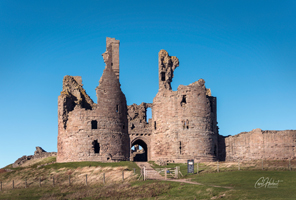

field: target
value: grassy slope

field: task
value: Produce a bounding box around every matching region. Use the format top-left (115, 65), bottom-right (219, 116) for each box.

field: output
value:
top-left (1, 159), bottom-right (296, 199)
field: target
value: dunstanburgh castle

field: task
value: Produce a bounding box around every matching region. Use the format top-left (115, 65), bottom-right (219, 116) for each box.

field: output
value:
top-left (57, 37), bottom-right (296, 164)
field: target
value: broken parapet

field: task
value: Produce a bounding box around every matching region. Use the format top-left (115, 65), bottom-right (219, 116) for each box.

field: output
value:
top-left (12, 147), bottom-right (57, 168)
top-left (158, 50), bottom-right (179, 90)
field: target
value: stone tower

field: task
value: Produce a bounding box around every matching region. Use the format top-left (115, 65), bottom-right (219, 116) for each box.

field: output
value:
top-left (57, 37), bottom-right (129, 162)
top-left (151, 50), bottom-right (218, 162)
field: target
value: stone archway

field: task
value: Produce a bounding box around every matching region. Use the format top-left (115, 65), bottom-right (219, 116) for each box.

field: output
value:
top-left (131, 139), bottom-right (148, 162)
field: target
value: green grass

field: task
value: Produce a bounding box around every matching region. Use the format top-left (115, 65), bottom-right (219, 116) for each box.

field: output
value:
top-left (1, 160), bottom-right (296, 199)
top-left (192, 170), bottom-right (296, 200)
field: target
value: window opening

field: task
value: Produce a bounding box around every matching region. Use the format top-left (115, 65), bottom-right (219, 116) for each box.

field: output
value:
top-left (179, 141), bottom-right (182, 154)
top-left (146, 107), bottom-right (152, 123)
top-left (116, 105), bottom-right (119, 113)
top-left (131, 124), bottom-right (135, 130)
top-left (161, 72), bottom-right (165, 81)
top-left (186, 119), bottom-right (189, 129)
top-left (181, 95), bottom-right (187, 106)
top-left (92, 140), bottom-right (100, 153)
top-left (154, 121), bottom-right (156, 130)
top-left (91, 120), bottom-right (97, 129)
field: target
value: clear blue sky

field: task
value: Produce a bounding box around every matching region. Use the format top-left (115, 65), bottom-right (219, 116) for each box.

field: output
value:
top-left (1, 1), bottom-right (295, 168)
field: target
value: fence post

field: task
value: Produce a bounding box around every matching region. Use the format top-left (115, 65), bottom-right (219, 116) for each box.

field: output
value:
top-left (12, 180), bottom-right (14, 189)
top-left (143, 167), bottom-right (146, 181)
top-left (103, 173), bottom-right (105, 184)
top-left (122, 171), bottom-right (124, 183)
top-left (175, 167), bottom-right (179, 179)
top-left (217, 161), bottom-right (219, 173)
top-left (238, 160), bottom-right (240, 171)
top-left (86, 175), bottom-right (87, 186)
top-left (133, 168), bottom-right (136, 174)
top-left (197, 162), bottom-right (199, 174)
top-left (39, 177), bottom-right (41, 187)
top-left (165, 168), bottom-right (167, 180)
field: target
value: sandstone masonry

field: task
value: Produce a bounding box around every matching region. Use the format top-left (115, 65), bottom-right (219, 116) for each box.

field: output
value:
top-left (57, 37), bottom-right (296, 164)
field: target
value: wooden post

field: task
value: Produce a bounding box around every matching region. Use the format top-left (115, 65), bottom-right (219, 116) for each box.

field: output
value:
top-left (238, 160), bottom-right (240, 171)
top-left (197, 162), bottom-right (199, 174)
top-left (165, 168), bottom-right (167, 180)
top-left (12, 180), bottom-right (14, 189)
top-left (122, 171), bottom-right (124, 183)
top-left (217, 161), bottom-right (219, 173)
top-left (68, 175), bottom-right (70, 186)
top-left (103, 173), bottom-right (105, 184)
top-left (143, 167), bottom-right (146, 181)
top-left (262, 159), bottom-right (263, 170)
top-left (175, 167), bottom-right (178, 179)
top-left (86, 175), bottom-right (87, 186)
top-left (39, 177), bottom-right (41, 187)
top-left (25, 179), bottom-right (27, 188)
top-left (133, 168), bottom-right (136, 174)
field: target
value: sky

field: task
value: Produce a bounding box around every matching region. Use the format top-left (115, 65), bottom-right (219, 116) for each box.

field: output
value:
top-left (1, 0), bottom-right (296, 168)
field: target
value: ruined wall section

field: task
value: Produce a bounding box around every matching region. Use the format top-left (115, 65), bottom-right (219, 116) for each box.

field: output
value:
top-left (158, 50), bottom-right (179, 90)
top-left (151, 50), bottom-right (218, 163)
top-left (127, 103), bottom-right (153, 160)
top-left (225, 129), bottom-right (296, 161)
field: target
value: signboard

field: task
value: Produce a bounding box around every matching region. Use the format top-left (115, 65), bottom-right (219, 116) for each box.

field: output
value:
top-left (187, 159), bottom-right (194, 173)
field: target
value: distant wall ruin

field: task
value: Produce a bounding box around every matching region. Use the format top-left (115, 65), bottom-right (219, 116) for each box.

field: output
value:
top-left (222, 129), bottom-right (296, 161)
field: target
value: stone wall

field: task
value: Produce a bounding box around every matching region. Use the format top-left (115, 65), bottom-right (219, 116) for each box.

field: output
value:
top-left (225, 128), bottom-right (296, 161)
top-left (127, 103), bottom-right (152, 161)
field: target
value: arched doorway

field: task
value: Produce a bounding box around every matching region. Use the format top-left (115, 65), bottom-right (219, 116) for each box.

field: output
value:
top-left (131, 139), bottom-right (148, 162)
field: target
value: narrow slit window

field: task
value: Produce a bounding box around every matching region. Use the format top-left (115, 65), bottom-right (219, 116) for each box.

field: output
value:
top-left (179, 141), bottom-right (182, 154)
top-left (91, 120), bottom-right (97, 129)
top-left (116, 105), bottom-right (119, 113)
top-left (161, 72), bottom-right (165, 81)
top-left (154, 121), bottom-right (157, 130)
top-left (186, 119), bottom-right (189, 129)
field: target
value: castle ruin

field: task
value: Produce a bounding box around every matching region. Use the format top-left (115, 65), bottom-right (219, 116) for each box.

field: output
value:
top-left (57, 37), bottom-right (296, 163)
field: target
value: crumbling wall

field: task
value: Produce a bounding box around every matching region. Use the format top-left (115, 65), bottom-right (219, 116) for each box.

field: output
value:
top-left (127, 102), bottom-right (152, 161)
top-left (151, 50), bottom-right (218, 163)
top-left (158, 50), bottom-right (179, 90)
top-left (13, 147), bottom-right (56, 168)
top-left (225, 129), bottom-right (296, 161)
top-left (57, 37), bottom-right (129, 163)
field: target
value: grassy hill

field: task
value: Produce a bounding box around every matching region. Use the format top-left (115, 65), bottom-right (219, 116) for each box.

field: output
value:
top-left (0, 158), bottom-right (296, 199)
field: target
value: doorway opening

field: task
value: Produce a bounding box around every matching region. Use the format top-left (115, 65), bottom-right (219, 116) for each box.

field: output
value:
top-left (131, 139), bottom-right (148, 162)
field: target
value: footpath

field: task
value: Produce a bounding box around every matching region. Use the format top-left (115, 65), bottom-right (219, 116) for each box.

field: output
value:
top-left (135, 162), bottom-right (233, 189)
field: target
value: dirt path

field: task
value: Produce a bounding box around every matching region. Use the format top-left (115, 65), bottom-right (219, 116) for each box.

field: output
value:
top-left (135, 162), bottom-right (233, 189)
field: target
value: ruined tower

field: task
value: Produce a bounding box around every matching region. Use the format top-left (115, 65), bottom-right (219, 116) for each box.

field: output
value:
top-left (151, 50), bottom-right (218, 162)
top-left (57, 37), bottom-right (129, 162)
